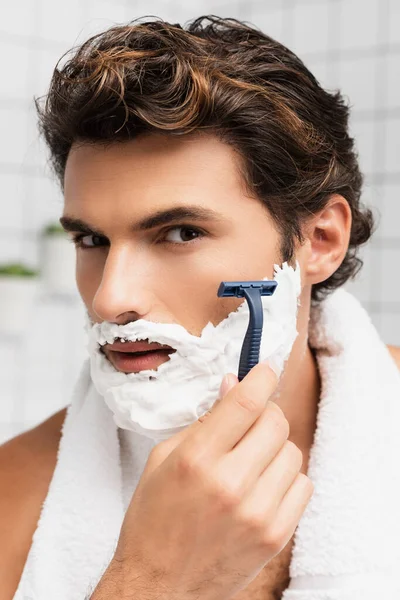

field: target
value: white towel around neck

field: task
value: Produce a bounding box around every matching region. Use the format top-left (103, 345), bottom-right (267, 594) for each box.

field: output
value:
top-left (13, 288), bottom-right (400, 599)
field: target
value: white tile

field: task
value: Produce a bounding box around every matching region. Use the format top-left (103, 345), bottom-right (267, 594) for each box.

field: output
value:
top-left (0, 339), bottom-right (18, 376)
top-left (380, 313), bottom-right (400, 346)
top-left (0, 40), bottom-right (30, 100)
top-left (33, 46), bottom-right (68, 99)
top-left (24, 298), bottom-right (85, 355)
top-left (338, 54), bottom-right (382, 112)
top-left (358, 182), bottom-right (382, 238)
top-left (348, 117), bottom-right (377, 177)
top-left (0, 292), bottom-right (84, 428)
top-left (60, 0), bottom-right (134, 47)
top-left (0, 237), bottom-right (24, 264)
top-left (388, 0), bottom-right (400, 44)
top-left (38, 0), bottom-right (86, 45)
top-left (0, 424), bottom-right (23, 446)
top-left (0, 381), bottom-right (17, 422)
top-left (0, 1), bottom-right (37, 37)
top-left (339, 0), bottom-right (380, 50)
top-left (26, 176), bottom-right (64, 233)
top-left (380, 248), bottom-right (400, 303)
top-left (361, 180), bottom-right (380, 208)
top-left (22, 237), bottom-right (41, 269)
top-left (344, 242), bottom-right (375, 305)
top-left (250, 8), bottom-right (285, 44)
top-left (25, 112), bottom-right (49, 170)
top-left (374, 183), bottom-right (400, 239)
top-left (384, 117), bottom-right (400, 175)
top-left (0, 234), bottom-right (39, 269)
top-left (291, 1), bottom-right (330, 55)
top-left (85, 0), bottom-right (129, 27)
top-left (0, 173), bottom-right (25, 225)
top-left (304, 59), bottom-right (331, 91)
top-left (386, 53), bottom-right (400, 110)
top-left (0, 108), bottom-right (29, 165)
top-left (22, 379), bottom-right (66, 422)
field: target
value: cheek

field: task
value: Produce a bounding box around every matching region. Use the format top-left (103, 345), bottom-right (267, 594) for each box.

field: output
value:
top-left (163, 251), bottom-right (252, 332)
top-left (183, 244), bottom-right (282, 330)
top-left (75, 251), bottom-right (105, 305)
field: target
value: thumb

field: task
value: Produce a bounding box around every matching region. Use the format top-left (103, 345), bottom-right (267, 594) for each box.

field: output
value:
top-left (192, 372), bottom-right (239, 425)
top-left (218, 372), bottom-right (238, 399)
top-left (146, 372), bottom-right (239, 470)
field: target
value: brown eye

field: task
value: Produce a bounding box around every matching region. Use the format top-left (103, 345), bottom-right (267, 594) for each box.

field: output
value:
top-left (71, 234), bottom-right (108, 249)
top-left (163, 226), bottom-right (204, 244)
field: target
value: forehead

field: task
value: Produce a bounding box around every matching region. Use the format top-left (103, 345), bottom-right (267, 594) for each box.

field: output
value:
top-left (64, 132), bottom-right (247, 203)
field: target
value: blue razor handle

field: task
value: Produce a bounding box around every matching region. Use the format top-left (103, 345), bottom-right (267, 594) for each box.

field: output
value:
top-left (217, 280), bottom-right (278, 381)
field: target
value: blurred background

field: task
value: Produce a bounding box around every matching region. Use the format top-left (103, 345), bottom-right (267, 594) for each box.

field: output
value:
top-left (0, 0), bottom-right (399, 444)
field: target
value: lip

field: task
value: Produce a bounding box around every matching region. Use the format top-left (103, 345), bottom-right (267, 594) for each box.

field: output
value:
top-left (101, 339), bottom-right (175, 374)
top-left (104, 340), bottom-right (173, 353)
top-left (107, 349), bottom-right (174, 373)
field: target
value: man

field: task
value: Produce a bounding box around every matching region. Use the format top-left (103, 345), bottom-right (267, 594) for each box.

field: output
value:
top-left (1, 15), bottom-right (399, 600)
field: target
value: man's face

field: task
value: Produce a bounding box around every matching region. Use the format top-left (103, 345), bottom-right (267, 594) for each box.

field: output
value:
top-left (63, 132), bottom-right (301, 370)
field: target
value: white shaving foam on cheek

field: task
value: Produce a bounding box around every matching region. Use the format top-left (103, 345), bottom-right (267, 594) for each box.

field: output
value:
top-left (86, 260), bottom-right (302, 441)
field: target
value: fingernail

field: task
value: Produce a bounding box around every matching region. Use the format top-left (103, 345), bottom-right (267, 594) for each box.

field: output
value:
top-left (260, 357), bottom-right (281, 378)
top-left (219, 375), bottom-right (230, 398)
top-left (219, 373), bottom-right (237, 397)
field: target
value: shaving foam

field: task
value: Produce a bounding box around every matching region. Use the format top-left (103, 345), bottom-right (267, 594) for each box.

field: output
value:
top-left (86, 260), bottom-right (301, 441)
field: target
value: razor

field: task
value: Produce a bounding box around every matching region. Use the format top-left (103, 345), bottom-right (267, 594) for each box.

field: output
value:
top-left (217, 280), bottom-right (278, 381)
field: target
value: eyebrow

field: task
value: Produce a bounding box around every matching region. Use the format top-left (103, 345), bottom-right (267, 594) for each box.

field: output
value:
top-left (59, 205), bottom-right (225, 237)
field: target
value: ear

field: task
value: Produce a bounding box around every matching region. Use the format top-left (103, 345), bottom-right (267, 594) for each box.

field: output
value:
top-left (303, 194), bottom-right (352, 286)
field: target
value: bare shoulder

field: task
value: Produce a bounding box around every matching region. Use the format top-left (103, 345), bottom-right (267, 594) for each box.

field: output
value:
top-left (387, 345), bottom-right (400, 371)
top-left (0, 406), bottom-right (67, 464)
top-left (0, 407), bottom-right (67, 598)
top-left (0, 406), bottom-right (68, 506)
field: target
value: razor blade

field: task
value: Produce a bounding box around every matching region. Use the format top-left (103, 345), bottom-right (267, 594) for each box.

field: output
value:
top-left (218, 280), bottom-right (278, 381)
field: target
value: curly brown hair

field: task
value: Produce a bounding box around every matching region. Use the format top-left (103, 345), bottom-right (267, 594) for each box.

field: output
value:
top-left (36, 15), bottom-right (375, 302)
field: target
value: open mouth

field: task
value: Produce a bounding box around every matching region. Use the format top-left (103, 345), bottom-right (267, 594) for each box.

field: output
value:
top-left (108, 348), bottom-right (175, 373)
top-left (120, 349), bottom-right (165, 356)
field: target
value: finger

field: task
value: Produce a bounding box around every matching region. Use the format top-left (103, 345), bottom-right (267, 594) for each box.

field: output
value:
top-left (181, 360), bottom-right (279, 460)
top-left (198, 373), bottom-right (238, 423)
top-left (173, 372), bottom-right (238, 438)
top-left (268, 473), bottom-right (314, 544)
top-left (221, 402), bottom-right (290, 489)
top-left (146, 372), bottom-right (238, 470)
top-left (220, 373), bottom-right (238, 398)
top-left (235, 440), bottom-right (303, 517)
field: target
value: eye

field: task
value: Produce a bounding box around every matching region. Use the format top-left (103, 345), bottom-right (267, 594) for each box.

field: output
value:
top-left (69, 225), bottom-right (206, 250)
top-left (69, 233), bottom-right (108, 249)
top-left (161, 226), bottom-right (205, 245)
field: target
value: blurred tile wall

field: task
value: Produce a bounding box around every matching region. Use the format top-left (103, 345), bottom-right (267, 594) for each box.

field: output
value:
top-left (0, 0), bottom-right (399, 443)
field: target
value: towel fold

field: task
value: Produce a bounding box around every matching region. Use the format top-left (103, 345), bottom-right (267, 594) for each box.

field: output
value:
top-left (14, 288), bottom-right (400, 599)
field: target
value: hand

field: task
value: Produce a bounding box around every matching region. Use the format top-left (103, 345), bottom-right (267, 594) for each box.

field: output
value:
top-left (108, 361), bottom-right (314, 600)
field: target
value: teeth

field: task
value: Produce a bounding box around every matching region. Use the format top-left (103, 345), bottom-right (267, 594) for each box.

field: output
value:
top-left (116, 337), bottom-right (148, 343)
top-left (124, 350), bottom-right (158, 356)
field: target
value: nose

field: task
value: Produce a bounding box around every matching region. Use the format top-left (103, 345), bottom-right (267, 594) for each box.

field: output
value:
top-left (91, 244), bottom-right (155, 324)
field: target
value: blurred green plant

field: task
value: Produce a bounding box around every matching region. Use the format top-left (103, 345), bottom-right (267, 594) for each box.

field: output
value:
top-left (0, 263), bottom-right (39, 277)
top-left (42, 223), bottom-right (65, 236)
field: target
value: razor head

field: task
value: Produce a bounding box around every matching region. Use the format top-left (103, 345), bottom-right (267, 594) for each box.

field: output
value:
top-left (217, 280), bottom-right (278, 298)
